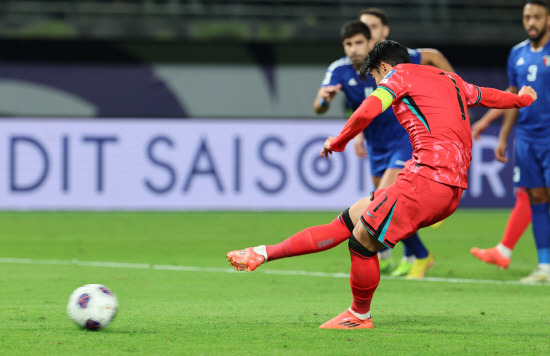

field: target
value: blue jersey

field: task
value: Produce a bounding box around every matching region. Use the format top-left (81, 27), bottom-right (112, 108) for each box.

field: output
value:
top-left (321, 55), bottom-right (419, 156)
top-left (507, 39), bottom-right (550, 143)
top-left (408, 48), bottom-right (422, 65)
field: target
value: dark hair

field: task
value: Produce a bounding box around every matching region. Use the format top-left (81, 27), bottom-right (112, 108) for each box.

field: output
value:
top-left (358, 8), bottom-right (389, 26)
top-left (340, 20), bottom-right (371, 41)
top-left (522, 0), bottom-right (549, 9)
top-left (359, 40), bottom-right (411, 80)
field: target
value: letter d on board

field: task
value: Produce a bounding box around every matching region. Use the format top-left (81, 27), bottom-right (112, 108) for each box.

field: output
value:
top-left (10, 136), bottom-right (49, 192)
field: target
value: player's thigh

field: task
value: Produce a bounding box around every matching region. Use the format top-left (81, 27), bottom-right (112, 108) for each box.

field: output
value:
top-left (377, 168), bottom-right (402, 189)
top-left (514, 138), bottom-right (545, 189)
top-left (348, 196), bottom-right (373, 226)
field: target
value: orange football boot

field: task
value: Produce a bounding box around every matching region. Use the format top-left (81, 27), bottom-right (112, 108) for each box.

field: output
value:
top-left (470, 247), bottom-right (510, 269)
top-left (319, 309), bottom-right (373, 329)
top-left (226, 246), bottom-right (266, 272)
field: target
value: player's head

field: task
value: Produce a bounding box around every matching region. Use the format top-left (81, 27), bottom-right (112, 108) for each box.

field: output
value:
top-left (340, 20), bottom-right (373, 70)
top-left (522, 0), bottom-right (550, 43)
top-left (360, 40), bottom-right (411, 84)
top-left (359, 8), bottom-right (390, 44)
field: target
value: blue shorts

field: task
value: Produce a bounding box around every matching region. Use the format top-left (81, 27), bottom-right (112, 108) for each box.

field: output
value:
top-left (368, 144), bottom-right (412, 178)
top-left (513, 136), bottom-right (550, 189)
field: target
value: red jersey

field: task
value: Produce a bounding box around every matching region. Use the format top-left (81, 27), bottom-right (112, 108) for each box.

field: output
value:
top-left (330, 63), bottom-right (533, 189)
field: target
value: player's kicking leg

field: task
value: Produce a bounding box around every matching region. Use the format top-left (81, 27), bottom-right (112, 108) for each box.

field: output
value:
top-left (226, 201), bottom-right (368, 272)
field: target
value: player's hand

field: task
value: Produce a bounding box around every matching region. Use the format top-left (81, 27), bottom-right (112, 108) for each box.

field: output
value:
top-left (320, 137), bottom-right (334, 159)
top-left (354, 136), bottom-right (367, 158)
top-left (320, 84), bottom-right (342, 103)
top-left (494, 140), bottom-right (508, 163)
top-left (518, 85), bottom-right (537, 103)
top-left (471, 119), bottom-right (490, 141)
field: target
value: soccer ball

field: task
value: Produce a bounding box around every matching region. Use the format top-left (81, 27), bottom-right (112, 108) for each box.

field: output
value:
top-left (67, 284), bottom-right (118, 330)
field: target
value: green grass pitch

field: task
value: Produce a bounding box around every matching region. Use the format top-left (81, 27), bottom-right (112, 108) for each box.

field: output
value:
top-left (0, 210), bottom-right (549, 355)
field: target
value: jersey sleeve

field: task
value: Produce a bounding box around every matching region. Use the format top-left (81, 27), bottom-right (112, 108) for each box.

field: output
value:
top-left (329, 95), bottom-right (386, 152)
top-left (461, 81), bottom-right (483, 107)
top-left (321, 64), bottom-right (342, 87)
top-left (475, 87), bottom-right (533, 109)
top-left (461, 77), bottom-right (532, 109)
top-left (506, 49), bottom-right (518, 88)
top-left (408, 48), bottom-right (422, 65)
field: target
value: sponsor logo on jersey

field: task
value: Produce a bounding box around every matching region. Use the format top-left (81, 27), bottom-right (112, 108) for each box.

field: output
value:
top-left (348, 78), bottom-right (358, 86)
top-left (543, 55), bottom-right (550, 67)
top-left (516, 57), bottom-right (525, 66)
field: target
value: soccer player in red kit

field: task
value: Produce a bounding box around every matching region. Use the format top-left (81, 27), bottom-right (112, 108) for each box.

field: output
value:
top-left (227, 40), bottom-right (536, 329)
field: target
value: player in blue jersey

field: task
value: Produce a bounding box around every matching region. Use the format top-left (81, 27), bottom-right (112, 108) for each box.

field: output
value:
top-left (359, 8), bottom-right (454, 73)
top-left (479, 0), bottom-right (550, 282)
top-left (357, 8), bottom-right (454, 277)
top-left (313, 19), bottom-right (437, 279)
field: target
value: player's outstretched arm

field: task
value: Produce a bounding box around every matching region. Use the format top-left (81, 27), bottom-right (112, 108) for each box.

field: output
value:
top-left (476, 86), bottom-right (533, 109)
top-left (470, 86), bottom-right (519, 140)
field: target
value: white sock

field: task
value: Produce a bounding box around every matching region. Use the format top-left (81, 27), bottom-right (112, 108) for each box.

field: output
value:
top-left (496, 243), bottom-right (512, 258)
top-left (348, 307), bottom-right (371, 320)
top-left (253, 245), bottom-right (268, 261)
top-left (537, 263), bottom-right (550, 273)
top-left (378, 249), bottom-right (392, 260)
top-left (404, 256), bottom-right (415, 264)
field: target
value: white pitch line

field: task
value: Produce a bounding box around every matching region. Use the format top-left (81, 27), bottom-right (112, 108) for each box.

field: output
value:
top-left (0, 257), bottom-right (548, 287)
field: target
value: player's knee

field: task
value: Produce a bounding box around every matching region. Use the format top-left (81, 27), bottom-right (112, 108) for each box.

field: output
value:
top-left (352, 222), bottom-right (386, 252)
top-left (340, 208), bottom-right (355, 233)
top-left (348, 234), bottom-right (378, 257)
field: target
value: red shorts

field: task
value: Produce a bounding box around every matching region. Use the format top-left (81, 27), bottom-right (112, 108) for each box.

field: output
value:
top-left (360, 169), bottom-right (463, 249)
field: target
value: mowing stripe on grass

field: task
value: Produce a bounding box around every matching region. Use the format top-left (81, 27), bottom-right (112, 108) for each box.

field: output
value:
top-left (1, 257), bottom-right (548, 287)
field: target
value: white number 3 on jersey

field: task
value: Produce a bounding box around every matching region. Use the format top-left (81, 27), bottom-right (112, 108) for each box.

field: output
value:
top-left (527, 64), bottom-right (537, 82)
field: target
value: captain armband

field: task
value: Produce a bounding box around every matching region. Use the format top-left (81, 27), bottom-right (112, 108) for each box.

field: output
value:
top-left (370, 87), bottom-right (395, 112)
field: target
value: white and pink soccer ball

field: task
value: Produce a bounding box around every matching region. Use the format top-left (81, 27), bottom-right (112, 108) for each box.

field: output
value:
top-left (67, 284), bottom-right (118, 330)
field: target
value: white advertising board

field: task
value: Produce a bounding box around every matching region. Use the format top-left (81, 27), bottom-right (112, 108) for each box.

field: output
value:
top-left (0, 119), bottom-right (374, 210)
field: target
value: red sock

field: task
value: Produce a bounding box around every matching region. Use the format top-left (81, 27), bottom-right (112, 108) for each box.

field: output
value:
top-left (349, 251), bottom-right (380, 315)
top-left (501, 188), bottom-right (532, 250)
top-left (265, 216), bottom-right (351, 261)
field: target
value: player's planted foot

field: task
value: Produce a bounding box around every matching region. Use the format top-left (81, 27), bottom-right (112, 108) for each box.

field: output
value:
top-left (391, 260), bottom-right (413, 276)
top-left (519, 267), bottom-right (550, 283)
top-left (319, 309), bottom-right (373, 329)
top-left (470, 247), bottom-right (511, 269)
top-left (406, 252), bottom-right (435, 279)
top-left (226, 246), bottom-right (266, 272)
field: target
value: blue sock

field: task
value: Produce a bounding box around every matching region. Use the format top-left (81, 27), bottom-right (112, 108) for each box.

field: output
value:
top-left (530, 203), bottom-right (550, 264)
top-left (402, 232), bottom-right (428, 259)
